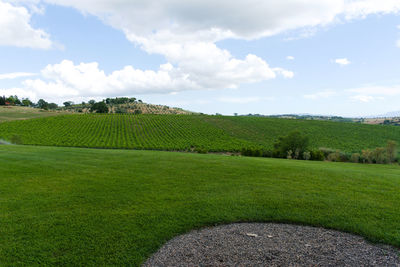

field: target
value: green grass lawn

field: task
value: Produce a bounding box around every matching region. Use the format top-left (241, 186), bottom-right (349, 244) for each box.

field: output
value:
top-left (0, 106), bottom-right (66, 123)
top-left (0, 145), bottom-right (399, 266)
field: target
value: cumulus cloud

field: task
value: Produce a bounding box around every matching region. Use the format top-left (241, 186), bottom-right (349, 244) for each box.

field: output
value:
top-left (286, 56), bottom-right (295, 60)
top-left (4, 0), bottom-right (400, 99)
top-left (334, 58), bottom-right (351, 66)
top-left (0, 0), bottom-right (52, 49)
top-left (2, 59), bottom-right (290, 102)
top-left (0, 72), bottom-right (36, 79)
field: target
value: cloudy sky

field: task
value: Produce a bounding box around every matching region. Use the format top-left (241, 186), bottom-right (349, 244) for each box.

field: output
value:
top-left (1, 0), bottom-right (400, 117)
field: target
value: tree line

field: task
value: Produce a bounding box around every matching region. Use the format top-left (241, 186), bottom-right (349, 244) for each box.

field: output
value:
top-left (241, 131), bottom-right (398, 165)
top-left (0, 95), bottom-right (143, 113)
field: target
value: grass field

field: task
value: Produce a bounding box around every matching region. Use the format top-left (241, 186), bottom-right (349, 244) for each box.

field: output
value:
top-left (0, 106), bottom-right (66, 123)
top-left (1, 114), bottom-right (399, 153)
top-left (0, 145), bottom-right (399, 266)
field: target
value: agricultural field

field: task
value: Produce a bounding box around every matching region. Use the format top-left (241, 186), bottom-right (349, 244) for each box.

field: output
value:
top-left (0, 114), bottom-right (399, 153)
top-left (0, 145), bottom-right (399, 266)
top-left (0, 106), bottom-right (66, 123)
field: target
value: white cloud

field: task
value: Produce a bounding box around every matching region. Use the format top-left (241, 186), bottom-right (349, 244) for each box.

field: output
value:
top-left (0, 87), bottom-right (37, 100)
top-left (344, 0), bottom-right (400, 19)
top-left (37, 1), bottom-right (400, 41)
top-left (0, 72), bottom-right (37, 79)
top-left (0, 1), bottom-right (52, 49)
top-left (286, 56), bottom-right (295, 60)
top-left (397, 39), bottom-right (400, 48)
top-left (334, 58), bottom-right (351, 66)
top-left (4, 0), bottom-right (400, 99)
top-left (350, 95), bottom-right (378, 102)
top-left (304, 90), bottom-right (336, 100)
top-left (2, 59), bottom-right (290, 102)
top-left (397, 25), bottom-right (400, 30)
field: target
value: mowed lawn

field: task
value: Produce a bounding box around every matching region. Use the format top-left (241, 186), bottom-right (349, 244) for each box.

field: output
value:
top-left (0, 145), bottom-right (399, 266)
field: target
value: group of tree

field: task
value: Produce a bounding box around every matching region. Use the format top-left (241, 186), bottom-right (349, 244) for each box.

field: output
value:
top-left (36, 99), bottom-right (58, 110)
top-left (0, 95), bottom-right (32, 107)
top-left (241, 131), bottom-right (398, 165)
top-left (105, 97), bottom-right (141, 105)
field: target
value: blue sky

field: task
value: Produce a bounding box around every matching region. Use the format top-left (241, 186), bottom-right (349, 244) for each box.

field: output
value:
top-left (1, 0), bottom-right (400, 117)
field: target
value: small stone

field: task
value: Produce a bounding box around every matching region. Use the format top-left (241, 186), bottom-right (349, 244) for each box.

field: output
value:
top-left (246, 233), bottom-right (258, 237)
top-left (267, 235), bottom-right (273, 238)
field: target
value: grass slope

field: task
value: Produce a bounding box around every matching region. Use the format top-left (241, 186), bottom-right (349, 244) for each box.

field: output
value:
top-left (0, 145), bottom-right (399, 266)
top-left (1, 114), bottom-right (400, 152)
top-left (0, 106), bottom-right (66, 123)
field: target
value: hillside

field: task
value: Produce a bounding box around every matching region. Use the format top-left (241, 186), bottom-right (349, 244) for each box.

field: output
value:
top-left (0, 106), bottom-right (67, 123)
top-left (0, 145), bottom-right (399, 265)
top-left (0, 114), bottom-right (399, 153)
top-left (62, 101), bottom-right (194, 115)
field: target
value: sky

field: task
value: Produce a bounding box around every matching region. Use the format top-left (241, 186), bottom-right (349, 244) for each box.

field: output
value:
top-left (0, 0), bottom-right (400, 117)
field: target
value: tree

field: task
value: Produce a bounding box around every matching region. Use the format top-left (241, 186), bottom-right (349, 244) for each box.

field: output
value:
top-left (21, 99), bottom-right (32, 107)
top-left (37, 99), bottom-right (49, 110)
top-left (6, 95), bottom-right (21, 105)
top-left (48, 103), bottom-right (58, 109)
top-left (372, 147), bottom-right (386, 164)
top-left (386, 140), bottom-right (397, 163)
top-left (88, 99), bottom-right (96, 105)
top-left (90, 101), bottom-right (109, 113)
top-left (0, 96), bottom-right (5, 105)
top-left (273, 131), bottom-right (310, 159)
top-left (63, 101), bottom-right (73, 107)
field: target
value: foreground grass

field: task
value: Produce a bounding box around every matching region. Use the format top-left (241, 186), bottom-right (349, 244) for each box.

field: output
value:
top-left (0, 145), bottom-right (399, 266)
top-left (0, 106), bottom-right (66, 123)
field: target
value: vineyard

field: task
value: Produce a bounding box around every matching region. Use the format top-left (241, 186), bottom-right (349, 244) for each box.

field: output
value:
top-left (0, 114), bottom-right (400, 152)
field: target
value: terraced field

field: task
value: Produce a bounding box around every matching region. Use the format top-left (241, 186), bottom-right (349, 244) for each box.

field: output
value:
top-left (0, 114), bottom-right (399, 152)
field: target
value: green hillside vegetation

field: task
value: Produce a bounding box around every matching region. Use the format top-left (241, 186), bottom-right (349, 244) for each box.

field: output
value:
top-left (1, 114), bottom-right (399, 154)
top-left (62, 97), bottom-right (194, 115)
top-left (0, 145), bottom-right (399, 266)
top-left (0, 106), bottom-right (66, 123)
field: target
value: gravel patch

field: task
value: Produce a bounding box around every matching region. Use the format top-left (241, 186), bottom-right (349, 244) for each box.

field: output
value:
top-left (143, 223), bottom-right (400, 266)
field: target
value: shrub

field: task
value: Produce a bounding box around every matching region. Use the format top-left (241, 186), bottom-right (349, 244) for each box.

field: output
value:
top-left (311, 150), bottom-right (324, 161)
top-left (372, 147), bottom-right (386, 164)
top-left (287, 150), bottom-right (293, 159)
top-left (262, 150), bottom-right (273, 158)
top-left (303, 151), bottom-right (311, 160)
top-left (194, 147), bottom-right (208, 154)
top-left (327, 151), bottom-right (341, 162)
top-left (273, 131), bottom-right (309, 159)
top-left (386, 140), bottom-right (397, 163)
top-left (319, 147), bottom-right (336, 159)
top-left (361, 149), bottom-right (373, 164)
top-left (90, 101), bottom-right (109, 113)
top-left (350, 153), bottom-right (360, 163)
top-left (10, 135), bottom-right (23, 145)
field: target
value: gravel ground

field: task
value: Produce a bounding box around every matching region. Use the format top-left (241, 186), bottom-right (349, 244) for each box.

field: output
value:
top-left (143, 223), bottom-right (400, 266)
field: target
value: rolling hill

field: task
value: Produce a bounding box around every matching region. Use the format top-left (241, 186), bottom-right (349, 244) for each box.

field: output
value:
top-left (0, 114), bottom-right (399, 153)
